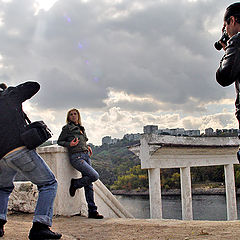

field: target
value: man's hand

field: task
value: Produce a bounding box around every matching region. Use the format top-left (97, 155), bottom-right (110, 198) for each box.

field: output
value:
top-left (220, 41), bottom-right (227, 50)
top-left (88, 146), bottom-right (93, 157)
top-left (70, 138), bottom-right (79, 147)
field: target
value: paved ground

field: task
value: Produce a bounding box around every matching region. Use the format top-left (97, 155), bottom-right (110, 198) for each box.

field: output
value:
top-left (3, 213), bottom-right (240, 240)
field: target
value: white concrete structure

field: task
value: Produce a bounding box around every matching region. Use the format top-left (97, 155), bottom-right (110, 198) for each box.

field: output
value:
top-left (130, 134), bottom-right (239, 220)
top-left (9, 145), bottom-right (133, 218)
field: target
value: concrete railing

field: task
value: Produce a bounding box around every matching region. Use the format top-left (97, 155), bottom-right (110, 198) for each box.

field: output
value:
top-left (9, 145), bottom-right (133, 219)
top-left (129, 134), bottom-right (240, 221)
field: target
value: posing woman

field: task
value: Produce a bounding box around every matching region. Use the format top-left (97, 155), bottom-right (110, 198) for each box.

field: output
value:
top-left (57, 108), bottom-right (103, 219)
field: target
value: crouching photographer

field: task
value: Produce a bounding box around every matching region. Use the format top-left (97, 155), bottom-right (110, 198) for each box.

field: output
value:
top-left (0, 82), bottom-right (62, 239)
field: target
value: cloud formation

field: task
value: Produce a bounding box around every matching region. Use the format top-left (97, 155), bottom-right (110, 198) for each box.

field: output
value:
top-left (0, 0), bottom-right (238, 144)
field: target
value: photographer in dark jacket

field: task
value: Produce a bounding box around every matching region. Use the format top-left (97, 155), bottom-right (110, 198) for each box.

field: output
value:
top-left (0, 82), bottom-right (61, 239)
top-left (216, 2), bottom-right (240, 130)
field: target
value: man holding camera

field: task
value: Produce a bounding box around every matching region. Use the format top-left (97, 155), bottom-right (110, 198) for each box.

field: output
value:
top-left (216, 2), bottom-right (240, 132)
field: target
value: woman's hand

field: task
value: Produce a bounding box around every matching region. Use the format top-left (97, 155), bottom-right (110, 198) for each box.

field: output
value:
top-left (70, 138), bottom-right (79, 147)
top-left (88, 146), bottom-right (93, 157)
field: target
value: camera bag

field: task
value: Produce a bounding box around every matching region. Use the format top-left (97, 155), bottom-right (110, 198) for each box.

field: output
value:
top-left (21, 117), bottom-right (52, 150)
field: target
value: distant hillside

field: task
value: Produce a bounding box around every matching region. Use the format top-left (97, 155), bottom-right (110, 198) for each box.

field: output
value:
top-left (91, 139), bottom-right (140, 187)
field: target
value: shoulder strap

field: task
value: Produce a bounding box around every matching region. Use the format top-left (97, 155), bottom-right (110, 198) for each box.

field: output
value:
top-left (23, 112), bottom-right (31, 124)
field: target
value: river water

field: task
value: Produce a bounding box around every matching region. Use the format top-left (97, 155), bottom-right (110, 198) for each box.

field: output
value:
top-left (114, 194), bottom-right (240, 220)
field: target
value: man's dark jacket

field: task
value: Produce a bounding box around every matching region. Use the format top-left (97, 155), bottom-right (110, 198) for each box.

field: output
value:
top-left (216, 32), bottom-right (240, 119)
top-left (0, 81), bottom-right (40, 159)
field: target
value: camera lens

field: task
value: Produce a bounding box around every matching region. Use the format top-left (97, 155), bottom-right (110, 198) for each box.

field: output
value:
top-left (214, 41), bottom-right (223, 50)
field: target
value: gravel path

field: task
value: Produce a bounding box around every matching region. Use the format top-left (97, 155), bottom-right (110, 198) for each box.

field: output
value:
top-left (3, 213), bottom-right (240, 240)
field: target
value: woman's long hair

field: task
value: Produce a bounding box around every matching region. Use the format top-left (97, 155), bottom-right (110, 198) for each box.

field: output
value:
top-left (66, 108), bottom-right (82, 125)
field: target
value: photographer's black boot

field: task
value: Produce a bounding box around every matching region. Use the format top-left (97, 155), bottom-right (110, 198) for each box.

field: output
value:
top-left (0, 219), bottom-right (7, 237)
top-left (28, 222), bottom-right (62, 240)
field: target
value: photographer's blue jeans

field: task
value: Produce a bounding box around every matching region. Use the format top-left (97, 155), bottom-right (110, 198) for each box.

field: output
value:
top-left (0, 147), bottom-right (57, 226)
top-left (70, 152), bottom-right (99, 213)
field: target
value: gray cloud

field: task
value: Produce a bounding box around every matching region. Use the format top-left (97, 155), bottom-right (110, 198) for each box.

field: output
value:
top-left (0, 0), bottom-right (238, 144)
top-left (34, 68), bottom-right (108, 109)
top-left (0, 0), bottom-right (234, 113)
top-left (97, 0), bottom-right (229, 105)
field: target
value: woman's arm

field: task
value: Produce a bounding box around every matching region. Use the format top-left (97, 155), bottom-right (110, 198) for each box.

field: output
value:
top-left (87, 145), bottom-right (93, 157)
top-left (57, 126), bottom-right (71, 147)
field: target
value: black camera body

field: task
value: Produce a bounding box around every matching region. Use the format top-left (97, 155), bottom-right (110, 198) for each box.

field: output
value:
top-left (214, 31), bottom-right (230, 50)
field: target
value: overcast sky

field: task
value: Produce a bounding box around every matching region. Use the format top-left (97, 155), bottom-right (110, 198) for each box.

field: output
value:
top-left (0, 0), bottom-right (238, 145)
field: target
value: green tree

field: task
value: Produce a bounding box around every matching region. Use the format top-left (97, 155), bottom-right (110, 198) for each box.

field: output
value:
top-left (111, 165), bottom-right (148, 190)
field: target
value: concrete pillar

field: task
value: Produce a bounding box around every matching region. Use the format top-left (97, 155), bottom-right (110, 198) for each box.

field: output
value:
top-left (224, 164), bottom-right (237, 220)
top-left (38, 147), bottom-right (84, 216)
top-left (180, 167), bottom-right (193, 220)
top-left (148, 168), bottom-right (162, 219)
top-left (141, 136), bottom-right (163, 218)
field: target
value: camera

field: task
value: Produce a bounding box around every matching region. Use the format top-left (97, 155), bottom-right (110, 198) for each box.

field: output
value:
top-left (214, 31), bottom-right (229, 50)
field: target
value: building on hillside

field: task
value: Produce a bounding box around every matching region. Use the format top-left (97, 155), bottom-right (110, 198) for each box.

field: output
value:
top-left (216, 128), bottom-right (238, 136)
top-left (102, 136), bottom-right (120, 145)
top-left (205, 128), bottom-right (214, 136)
top-left (111, 138), bottom-right (119, 144)
top-left (157, 128), bottom-right (185, 136)
top-left (170, 128), bottom-right (185, 136)
top-left (224, 128), bottom-right (238, 134)
top-left (123, 133), bottom-right (142, 141)
top-left (204, 128), bottom-right (238, 136)
top-left (185, 129), bottom-right (200, 136)
top-left (157, 128), bottom-right (200, 136)
top-left (143, 125), bottom-right (158, 134)
top-left (156, 128), bottom-right (171, 135)
top-left (102, 136), bottom-right (111, 145)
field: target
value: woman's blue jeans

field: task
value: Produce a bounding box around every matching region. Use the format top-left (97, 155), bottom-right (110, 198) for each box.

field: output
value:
top-left (0, 147), bottom-right (57, 226)
top-left (70, 152), bottom-right (99, 213)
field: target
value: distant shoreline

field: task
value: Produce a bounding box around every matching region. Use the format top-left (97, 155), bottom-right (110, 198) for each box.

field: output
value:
top-left (111, 187), bottom-right (240, 196)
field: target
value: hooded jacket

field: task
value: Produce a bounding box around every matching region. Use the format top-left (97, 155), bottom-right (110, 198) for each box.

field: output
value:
top-left (0, 81), bottom-right (40, 159)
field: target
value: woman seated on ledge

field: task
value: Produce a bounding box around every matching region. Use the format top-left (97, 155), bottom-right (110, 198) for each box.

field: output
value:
top-left (57, 108), bottom-right (103, 219)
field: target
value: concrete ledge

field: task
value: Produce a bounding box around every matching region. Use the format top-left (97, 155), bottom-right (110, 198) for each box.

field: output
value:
top-left (8, 182), bottom-right (37, 213)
